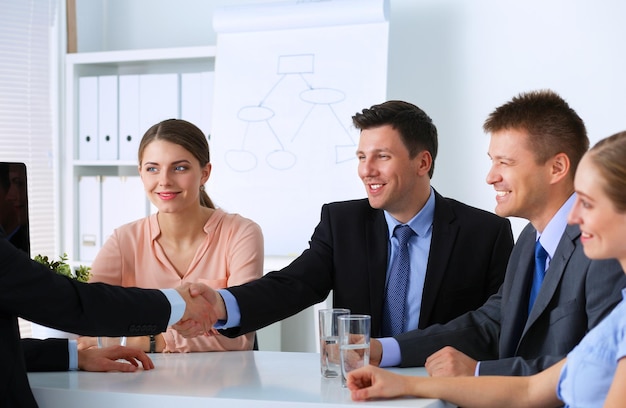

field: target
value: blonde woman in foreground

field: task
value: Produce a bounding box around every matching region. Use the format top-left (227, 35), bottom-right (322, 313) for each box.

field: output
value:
top-left (347, 131), bottom-right (626, 408)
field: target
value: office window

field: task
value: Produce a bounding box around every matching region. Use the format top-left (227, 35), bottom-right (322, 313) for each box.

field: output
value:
top-left (0, 0), bottom-right (59, 337)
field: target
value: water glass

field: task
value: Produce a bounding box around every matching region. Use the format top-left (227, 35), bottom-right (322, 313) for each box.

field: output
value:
top-left (97, 336), bottom-right (127, 348)
top-left (338, 314), bottom-right (370, 387)
top-left (318, 308), bottom-right (350, 378)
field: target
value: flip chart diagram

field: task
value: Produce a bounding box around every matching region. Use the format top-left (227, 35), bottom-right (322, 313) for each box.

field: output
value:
top-left (227, 53), bottom-right (357, 173)
top-left (210, 0), bottom-right (389, 256)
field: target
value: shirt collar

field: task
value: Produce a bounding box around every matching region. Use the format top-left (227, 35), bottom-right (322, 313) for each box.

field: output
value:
top-left (384, 187), bottom-right (435, 238)
top-left (537, 193), bottom-right (576, 258)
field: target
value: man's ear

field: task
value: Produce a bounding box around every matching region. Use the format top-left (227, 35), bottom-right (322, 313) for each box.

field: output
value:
top-left (550, 152), bottom-right (570, 184)
top-left (415, 150), bottom-right (432, 177)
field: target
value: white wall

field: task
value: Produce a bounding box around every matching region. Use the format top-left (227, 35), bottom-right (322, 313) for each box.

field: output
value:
top-left (72, 0), bottom-right (626, 349)
top-left (386, 0), bottom-right (626, 237)
top-left (75, 0), bottom-right (626, 238)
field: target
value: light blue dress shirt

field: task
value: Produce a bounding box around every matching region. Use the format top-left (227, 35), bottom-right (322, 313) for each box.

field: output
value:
top-left (383, 189), bottom-right (434, 333)
top-left (68, 340), bottom-right (78, 370)
top-left (381, 194), bottom-right (576, 369)
top-left (557, 289), bottom-right (626, 406)
top-left (217, 188), bottom-right (436, 332)
top-left (535, 193), bottom-right (577, 272)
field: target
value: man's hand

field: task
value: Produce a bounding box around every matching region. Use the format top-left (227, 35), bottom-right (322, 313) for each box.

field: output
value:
top-left (189, 282), bottom-right (227, 320)
top-left (369, 338), bottom-right (383, 366)
top-left (76, 336), bottom-right (98, 351)
top-left (424, 346), bottom-right (477, 377)
top-left (173, 283), bottom-right (223, 337)
top-left (78, 345), bottom-right (154, 372)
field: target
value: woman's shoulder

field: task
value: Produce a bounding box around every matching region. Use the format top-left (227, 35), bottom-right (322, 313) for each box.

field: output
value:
top-left (209, 208), bottom-right (261, 233)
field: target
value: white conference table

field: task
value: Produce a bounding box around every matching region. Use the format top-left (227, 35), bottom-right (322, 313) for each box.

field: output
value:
top-left (29, 350), bottom-right (454, 408)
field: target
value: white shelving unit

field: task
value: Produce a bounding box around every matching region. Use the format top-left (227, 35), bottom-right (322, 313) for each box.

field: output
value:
top-left (61, 46), bottom-right (216, 265)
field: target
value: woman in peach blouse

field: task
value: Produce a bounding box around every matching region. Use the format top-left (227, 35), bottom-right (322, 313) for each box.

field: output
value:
top-left (82, 119), bottom-right (263, 353)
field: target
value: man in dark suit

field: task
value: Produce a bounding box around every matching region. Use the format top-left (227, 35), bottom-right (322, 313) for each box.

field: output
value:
top-left (0, 237), bottom-right (214, 407)
top-left (0, 165), bottom-right (165, 377)
top-left (369, 90), bottom-right (626, 376)
top-left (175, 100), bottom-right (514, 340)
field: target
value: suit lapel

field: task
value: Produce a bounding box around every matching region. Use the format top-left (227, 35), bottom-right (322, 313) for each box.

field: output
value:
top-left (366, 208), bottom-right (389, 336)
top-left (500, 226), bottom-right (535, 357)
top-left (523, 224), bottom-right (579, 331)
top-left (419, 192), bottom-right (458, 327)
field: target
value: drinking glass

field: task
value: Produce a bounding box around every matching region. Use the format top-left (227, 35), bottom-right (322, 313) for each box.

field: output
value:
top-left (338, 314), bottom-right (370, 387)
top-left (97, 336), bottom-right (127, 348)
top-left (318, 308), bottom-right (350, 378)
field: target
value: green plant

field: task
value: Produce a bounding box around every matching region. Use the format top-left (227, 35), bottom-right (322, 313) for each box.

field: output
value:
top-left (34, 253), bottom-right (91, 283)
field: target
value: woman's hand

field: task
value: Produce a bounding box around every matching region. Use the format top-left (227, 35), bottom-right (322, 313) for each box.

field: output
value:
top-left (347, 365), bottom-right (414, 401)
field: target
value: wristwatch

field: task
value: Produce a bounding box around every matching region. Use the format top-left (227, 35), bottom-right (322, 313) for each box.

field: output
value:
top-left (149, 334), bottom-right (156, 353)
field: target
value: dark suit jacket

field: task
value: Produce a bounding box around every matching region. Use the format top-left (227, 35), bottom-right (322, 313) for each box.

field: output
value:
top-left (222, 191), bottom-right (513, 338)
top-left (22, 338), bottom-right (68, 372)
top-left (0, 238), bottom-right (172, 408)
top-left (8, 225), bottom-right (29, 254)
top-left (396, 223), bottom-right (626, 375)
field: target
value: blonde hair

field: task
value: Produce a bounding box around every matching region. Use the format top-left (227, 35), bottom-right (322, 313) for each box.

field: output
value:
top-left (587, 131), bottom-right (626, 213)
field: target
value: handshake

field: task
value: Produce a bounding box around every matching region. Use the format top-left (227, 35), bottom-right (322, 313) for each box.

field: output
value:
top-left (173, 283), bottom-right (226, 337)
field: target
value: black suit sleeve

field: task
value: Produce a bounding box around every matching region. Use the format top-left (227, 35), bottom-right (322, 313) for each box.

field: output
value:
top-left (1, 238), bottom-right (175, 408)
top-left (0, 238), bottom-right (171, 336)
top-left (221, 204), bottom-right (337, 337)
top-left (484, 218), bottom-right (515, 298)
top-left (22, 338), bottom-right (69, 372)
top-left (223, 197), bottom-right (515, 339)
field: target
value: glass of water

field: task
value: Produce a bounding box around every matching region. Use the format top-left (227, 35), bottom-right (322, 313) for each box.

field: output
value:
top-left (318, 308), bottom-right (350, 378)
top-left (338, 314), bottom-right (370, 387)
top-left (97, 336), bottom-right (127, 348)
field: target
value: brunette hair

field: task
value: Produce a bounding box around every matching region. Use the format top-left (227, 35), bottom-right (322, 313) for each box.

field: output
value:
top-left (138, 119), bottom-right (214, 208)
top-left (352, 100), bottom-right (438, 178)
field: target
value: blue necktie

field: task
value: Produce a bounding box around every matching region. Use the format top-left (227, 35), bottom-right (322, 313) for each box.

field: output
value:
top-left (382, 225), bottom-right (415, 337)
top-left (528, 240), bottom-right (548, 315)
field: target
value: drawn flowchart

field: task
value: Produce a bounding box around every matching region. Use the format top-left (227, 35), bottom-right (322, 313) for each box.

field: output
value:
top-left (210, 0), bottom-right (389, 255)
top-left (225, 54), bottom-right (357, 172)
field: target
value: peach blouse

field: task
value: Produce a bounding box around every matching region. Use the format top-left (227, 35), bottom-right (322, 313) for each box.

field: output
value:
top-left (89, 208), bottom-right (263, 352)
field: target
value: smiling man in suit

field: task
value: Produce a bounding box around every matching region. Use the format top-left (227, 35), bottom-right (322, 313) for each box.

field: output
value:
top-left (175, 100), bottom-right (514, 341)
top-left (368, 90), bottom-right (626, 377)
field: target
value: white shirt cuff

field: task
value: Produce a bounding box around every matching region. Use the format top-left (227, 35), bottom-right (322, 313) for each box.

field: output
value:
top-left (161, 288), bottom-right (185, 326)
